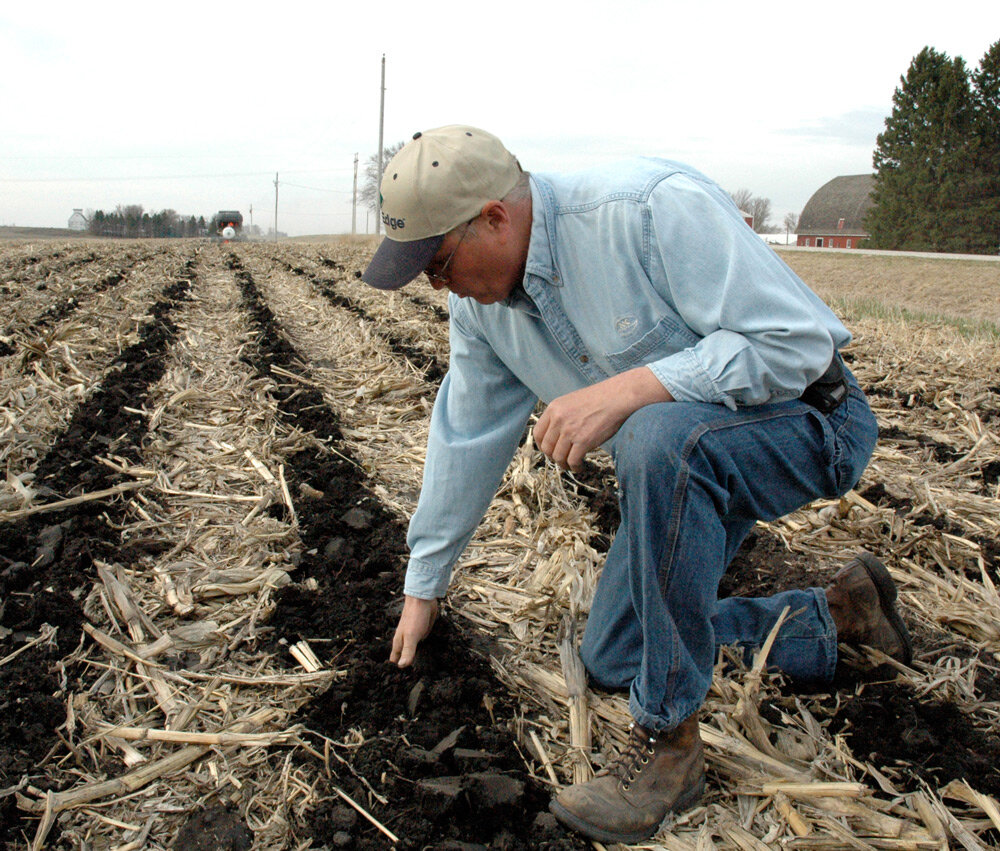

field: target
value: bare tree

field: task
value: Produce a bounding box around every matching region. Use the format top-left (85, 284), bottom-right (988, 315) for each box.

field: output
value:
top-left (730, 188), bottom-right (755, 214)
top-left (747, 196), bottom-right (773, 233)
top-left (783, 212), bottom-right (799, 244)
top-left (359, 141), bottom-right (406, 215)
top-left (728, 189), bottom-right (773, 233)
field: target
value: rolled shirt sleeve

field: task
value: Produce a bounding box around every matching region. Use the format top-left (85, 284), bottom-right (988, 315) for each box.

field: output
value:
top-left (643, 173), bottom-right (845, 409)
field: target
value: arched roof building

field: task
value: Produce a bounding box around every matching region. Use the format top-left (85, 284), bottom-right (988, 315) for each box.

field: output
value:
top-left (796, 174), bottom-right (874, 249)
top-left (68, 209), bottom-right (88, 231)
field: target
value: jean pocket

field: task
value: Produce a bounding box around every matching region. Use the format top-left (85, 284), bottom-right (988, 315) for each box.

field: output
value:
top-left (831, 389), bottom-right (878, 492)
top-left (801, 407), bottom-right (840, 497)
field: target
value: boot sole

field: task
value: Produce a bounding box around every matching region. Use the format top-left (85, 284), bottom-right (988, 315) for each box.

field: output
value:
top-left (854, 551), bottom-right (914, 666)
top-left (549, 776), bottom-right (705, 845)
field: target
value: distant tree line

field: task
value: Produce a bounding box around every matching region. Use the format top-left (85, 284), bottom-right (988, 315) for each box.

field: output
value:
top-left (87, 205), bottom-right (209, 238)
top-left (867, 39), bottom-right (1000, 254)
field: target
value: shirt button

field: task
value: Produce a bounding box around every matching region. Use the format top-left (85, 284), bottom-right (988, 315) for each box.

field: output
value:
top-left (580, 355), bottom-right (589, 363)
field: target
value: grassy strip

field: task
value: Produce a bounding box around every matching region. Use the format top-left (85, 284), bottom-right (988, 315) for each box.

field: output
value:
top-left (827, 294), bottom-right (1000, 340)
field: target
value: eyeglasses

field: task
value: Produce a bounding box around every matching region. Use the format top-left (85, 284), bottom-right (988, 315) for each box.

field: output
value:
top-left (425, 220), bottom-right (473, 283)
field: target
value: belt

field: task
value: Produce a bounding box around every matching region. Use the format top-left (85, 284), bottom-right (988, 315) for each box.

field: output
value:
top-left (800, 353), bottom-right (849, 414)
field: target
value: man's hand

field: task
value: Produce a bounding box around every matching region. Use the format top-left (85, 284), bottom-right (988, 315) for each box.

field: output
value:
top-left (390, 595), bottom-right (439, 667)
top-left (533, 367), bottom-right (673, 470)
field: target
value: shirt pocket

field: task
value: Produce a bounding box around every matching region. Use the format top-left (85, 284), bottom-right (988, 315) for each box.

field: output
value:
top-left (605, 314), bottom-right (700, 373)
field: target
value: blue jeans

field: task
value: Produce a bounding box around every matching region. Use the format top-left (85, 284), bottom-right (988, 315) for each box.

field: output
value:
top-left (579, 372), bottom-right (878, 733)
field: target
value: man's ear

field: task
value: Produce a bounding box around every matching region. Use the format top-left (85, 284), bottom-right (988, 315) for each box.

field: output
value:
top-left (480, 200), bottom-right (511, 232)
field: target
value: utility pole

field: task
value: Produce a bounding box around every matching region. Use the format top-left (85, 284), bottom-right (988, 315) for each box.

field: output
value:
top-left (249, 204), bottom-right (253, 234)
top-left (273, 172), bottom-right (279, 242)
top-left (375, 53), bottom-right (385, 238)
top-left (352, 153), bottom-right (359, 236)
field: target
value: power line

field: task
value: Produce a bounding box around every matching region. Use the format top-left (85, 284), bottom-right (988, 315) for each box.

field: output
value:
top-left (3, 167), bottom-right (357, 185)
top-left (1, 170), bottom-right (276, 184)
top-left (277, 180), bottom-right (352, 194)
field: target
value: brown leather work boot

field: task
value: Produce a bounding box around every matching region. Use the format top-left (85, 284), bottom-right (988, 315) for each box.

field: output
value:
top-left (826, 551), bottom-right (913, 667)
top-left (549, 714), bottom-right (705, 844)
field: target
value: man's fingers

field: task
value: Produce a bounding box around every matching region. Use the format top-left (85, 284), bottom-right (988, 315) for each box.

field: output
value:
top-left (391, 625), bottom-right (419, 668)
top-left (566, 442), bottom-right (587, 472)
top-left (389, 596), bottom-right (439, 668)
top-left (389, 627), bottom-right (405, 665)
top-left (395, 638), bottom-right (417, 668)
top-left (552, 433), bottom-right (576, 469)
top-left (534, 411), bottom-right (573, 468)
top-left (534, 420), bottom-right (558, 459)
top-left (533, 412), bottom-right (550, 448)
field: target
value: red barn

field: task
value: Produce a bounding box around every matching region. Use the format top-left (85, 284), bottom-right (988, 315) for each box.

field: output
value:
top-left (796, 174), bottom-right (874, 249)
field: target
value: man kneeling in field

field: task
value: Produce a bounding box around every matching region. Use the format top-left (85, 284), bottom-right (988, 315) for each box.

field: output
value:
top-left (360, 125), bottom-right (912, 844)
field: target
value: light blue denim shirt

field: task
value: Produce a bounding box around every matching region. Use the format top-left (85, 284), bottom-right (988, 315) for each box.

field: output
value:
top-left (403, 158), bottom-right (850, 599)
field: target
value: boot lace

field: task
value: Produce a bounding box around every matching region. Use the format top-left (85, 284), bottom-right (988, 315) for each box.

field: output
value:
top-left (610, 723), bottom-right (657, 790)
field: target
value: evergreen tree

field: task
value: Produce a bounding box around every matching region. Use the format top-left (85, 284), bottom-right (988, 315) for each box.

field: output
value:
top-left (868, 41), bottom-right (1000, 254)
top-left (971, 40), bottom-right (1000, 253)
top-left (88, 210), bottom-right (106, 237)
top-left (867, 47), bottom-right (977, 252)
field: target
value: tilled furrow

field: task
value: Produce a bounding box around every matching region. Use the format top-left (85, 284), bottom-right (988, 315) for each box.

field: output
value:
top-left (0, 243), bottom-right (100, 284)
top-left (273, 255), bottom-right (448, 383)
top-left (233, 248), bottom-right (589, 849)
top-left (0, 251), bottom-right (197, 494)
top-left (0, 246), bottom-right (160, 340)
top-left (41, 249), bottom-right (325, 848)
top-left (0, 255), bottom-right (196, 848)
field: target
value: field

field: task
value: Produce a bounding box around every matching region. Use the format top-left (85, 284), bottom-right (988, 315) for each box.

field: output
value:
top-left (1, 239), bottom-right (998, 850)
top-left (0, 228), bottom-right (83, 242)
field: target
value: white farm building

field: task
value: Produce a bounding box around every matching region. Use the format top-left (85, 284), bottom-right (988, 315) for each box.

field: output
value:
top-left (68, 209), bottom-right (88, 231)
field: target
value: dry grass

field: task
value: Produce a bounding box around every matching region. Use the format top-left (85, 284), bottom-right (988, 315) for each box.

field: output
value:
top-left (777, 248), bottom-right (1000, 332)
top-left (282, 234), bottom-right (379, 246)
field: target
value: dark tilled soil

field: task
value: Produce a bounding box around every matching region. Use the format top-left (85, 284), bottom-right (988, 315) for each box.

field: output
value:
top-left (0, 270), bottom-right (194, 847)
top-left (231, 256), bottom-right (587, 848)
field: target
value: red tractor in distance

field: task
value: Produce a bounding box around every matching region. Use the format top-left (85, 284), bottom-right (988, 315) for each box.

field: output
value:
top-left (216, 211), bottom-right (243, 242)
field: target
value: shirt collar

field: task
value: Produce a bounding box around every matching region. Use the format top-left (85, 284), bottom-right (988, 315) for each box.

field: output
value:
top-left (501, 283), bottom-right (539, 314)
top-left (522, 174), bottom-right (562, 288)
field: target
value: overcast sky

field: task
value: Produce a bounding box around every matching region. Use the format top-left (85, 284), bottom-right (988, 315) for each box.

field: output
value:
top-left (2, 2), bottom-right (996, 236)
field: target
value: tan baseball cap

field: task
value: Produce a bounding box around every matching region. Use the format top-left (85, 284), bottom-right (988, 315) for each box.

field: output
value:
top-left (361, 125), bottom-right (522, 290)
